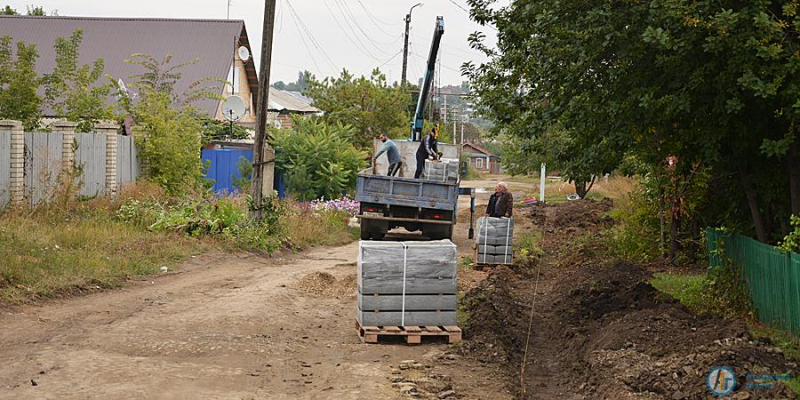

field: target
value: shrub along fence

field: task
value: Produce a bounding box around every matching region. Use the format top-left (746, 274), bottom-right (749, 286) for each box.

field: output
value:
top-left (0, 120), bottom-right (139, 207)
top-left (707, 228), bottom-right (800, 335)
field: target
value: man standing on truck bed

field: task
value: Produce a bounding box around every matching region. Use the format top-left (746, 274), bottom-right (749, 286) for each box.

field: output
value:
top-left (414, 128), bottom-right (440, 179)
top-left (486, 182), bottom-right (513, 218)
top-left (374, 134), bottom-right (402, 176)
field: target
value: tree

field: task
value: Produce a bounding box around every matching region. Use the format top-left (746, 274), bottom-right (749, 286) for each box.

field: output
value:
top-left (465, 0), bottom-right (800, 246)
top-left (25, 5), bottom-right (44, 15)
top-left (43, 29), bottom-right (113, 132)
top-left (1, 5), bottom-right (17, 15)
top-left (0, 36), bottom-right (41, 130)
top-left (271, 117), bottom-right (367, 201)
top-left (112, 53), bottom-right (224, 194)
top-left (306, 68), bottom-right (411, 149)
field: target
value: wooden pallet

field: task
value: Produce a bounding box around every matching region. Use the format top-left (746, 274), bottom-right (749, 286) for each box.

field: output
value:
top-left (356, 320), bottom-right (462, 345)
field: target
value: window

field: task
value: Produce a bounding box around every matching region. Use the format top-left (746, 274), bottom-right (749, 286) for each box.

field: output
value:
top-left (228, 64), bottom-right (241, 95)
top-left (476, 158), bottom-right (484, 169)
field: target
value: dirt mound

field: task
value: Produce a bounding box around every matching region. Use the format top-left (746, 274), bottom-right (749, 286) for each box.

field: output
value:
top-left (551, 198), bottom-right (613, 229)
top-left (290, 271), bottom-right (356, 298)
top-left (458, 265), bottom-right (531, 365)
top-left (457, 202), bottom-right (798, 399)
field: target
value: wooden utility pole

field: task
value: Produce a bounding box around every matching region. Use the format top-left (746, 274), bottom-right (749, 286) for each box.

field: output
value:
top-left (251, 0), bottom-right (277, 219)
top-left (402, 3), bottom-right (423, 86)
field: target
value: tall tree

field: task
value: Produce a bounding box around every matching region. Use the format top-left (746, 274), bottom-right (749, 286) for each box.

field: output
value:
top-left (465, 0), bottom-right (800, 244)
top-left (306, 68), bottom-right (411, 149)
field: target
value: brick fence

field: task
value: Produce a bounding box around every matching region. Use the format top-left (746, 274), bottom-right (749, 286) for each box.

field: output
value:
top-left (0, 119), bottom-right (139, 207)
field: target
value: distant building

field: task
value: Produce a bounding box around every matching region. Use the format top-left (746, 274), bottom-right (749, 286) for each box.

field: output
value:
top-left (0, 15), bottom-right (317, 129)
top-left (462, 142), bottom-right (500, 174)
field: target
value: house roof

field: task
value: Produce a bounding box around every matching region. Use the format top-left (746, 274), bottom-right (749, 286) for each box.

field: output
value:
top-left (268, 88), bottom-right (319, 113)
top-left (0, 15), bottom-right (257, 117)
top-left (462, 142), bottom-right (497, 157)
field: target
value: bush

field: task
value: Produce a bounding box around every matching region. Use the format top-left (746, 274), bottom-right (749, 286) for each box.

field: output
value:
top-left (272, 118), bottom-right (367, 201)
top-left (604, 190), bottom-right (662, 263)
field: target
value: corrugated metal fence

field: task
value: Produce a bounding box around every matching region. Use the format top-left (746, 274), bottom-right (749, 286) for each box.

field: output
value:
top-left (0, 130), bottom-right (139, 206)
top-left (707, 228), bottom-right (800, 335)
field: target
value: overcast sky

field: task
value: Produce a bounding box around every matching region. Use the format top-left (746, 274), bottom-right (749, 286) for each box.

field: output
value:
top-left (5, 0), bottom-right (501, 86)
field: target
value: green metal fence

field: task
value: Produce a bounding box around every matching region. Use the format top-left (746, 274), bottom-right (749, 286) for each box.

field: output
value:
top-left (707, 228), bottom-right (800, 335)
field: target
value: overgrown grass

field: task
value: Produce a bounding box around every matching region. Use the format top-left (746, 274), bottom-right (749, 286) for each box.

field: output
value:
top-left (0, 182), bottom-right (360, 304)
top-left (0, 208), bottom-right (208, 303)
top-left (514, 229), bottom-right (543, 260)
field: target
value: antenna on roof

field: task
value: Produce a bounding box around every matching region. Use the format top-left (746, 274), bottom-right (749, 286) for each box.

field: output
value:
top-left (227, 0), bottom-right (232, 19)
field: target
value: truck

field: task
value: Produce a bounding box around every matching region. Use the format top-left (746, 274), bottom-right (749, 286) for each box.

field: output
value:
top-left (356, 141), bottom-right (460, 240)
top-left (356, 16), bottom-right (459, 241)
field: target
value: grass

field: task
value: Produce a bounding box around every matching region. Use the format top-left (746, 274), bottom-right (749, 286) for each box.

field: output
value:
top-left (514, 229), bottom-right (543, 260)
top-left (0, 182), bottom-right (361, 304)
top-left (650, 273), bottom-right (707, 312)
top-left (0, 210), bottom-right (208, 303)
top-left (282, 207), bottom-right (360, 249)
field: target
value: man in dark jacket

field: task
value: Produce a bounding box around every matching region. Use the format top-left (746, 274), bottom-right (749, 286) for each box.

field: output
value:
top-left (414, 128), bottom-right (439, 179)
top-left (486, 182), bottom-right (513, 218)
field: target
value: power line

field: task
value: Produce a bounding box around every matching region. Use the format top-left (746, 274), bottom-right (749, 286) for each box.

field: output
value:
top-left (284, 0), bottom-right (324, 75)
top-left (354, 0), bottom-right (402, 37)
top-left (335, 0), bottom-right (400, 50)
top-left (322, 0), bottom-right (383, 62)
top-left (285, 0), bottom-right (338, 72)
top-left (328, 0), bottom-right (384, 60)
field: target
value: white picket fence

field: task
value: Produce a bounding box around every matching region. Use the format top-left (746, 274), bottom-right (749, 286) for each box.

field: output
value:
top-left (0, 120), bottom-right (140, 207)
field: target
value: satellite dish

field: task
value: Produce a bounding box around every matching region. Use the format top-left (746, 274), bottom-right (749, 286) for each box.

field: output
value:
top-left (237, 46), bottom-right (251, 62)
top-left (222, 95), bottom-right (246, 122)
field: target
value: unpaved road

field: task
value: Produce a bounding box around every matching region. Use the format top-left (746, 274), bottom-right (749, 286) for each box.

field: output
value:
top-left (0, 242), bottom-right (508, 399)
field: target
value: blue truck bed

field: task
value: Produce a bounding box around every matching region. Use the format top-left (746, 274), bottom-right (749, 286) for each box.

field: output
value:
top-left (355, 172), bottom-right (459, 211)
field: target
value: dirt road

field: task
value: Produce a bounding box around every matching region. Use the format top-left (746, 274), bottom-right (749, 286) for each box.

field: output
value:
top-left (0, 241), bottom-right (509, 399)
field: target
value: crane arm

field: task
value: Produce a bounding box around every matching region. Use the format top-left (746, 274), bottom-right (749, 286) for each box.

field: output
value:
top-left (410, 16), bottom-right (444, 141)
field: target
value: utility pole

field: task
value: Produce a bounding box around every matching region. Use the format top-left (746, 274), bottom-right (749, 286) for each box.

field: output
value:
top-left (401, 3), bottom-right (423, 86)
top-left (251, 0), bottom-right (277, 219)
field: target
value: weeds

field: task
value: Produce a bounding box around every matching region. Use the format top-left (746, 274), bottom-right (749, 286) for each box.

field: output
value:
top-left (0, 181), bottom-right (360, 303)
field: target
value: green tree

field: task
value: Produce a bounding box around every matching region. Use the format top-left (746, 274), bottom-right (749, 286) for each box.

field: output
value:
top-left (1, 5), bottom-right (17, 15)
top-left (306, 68), bottom-right (411, 149)
top-left (25, 5), bottom-right (44, 15)
top-left (112, 54), bottom-right (224, 194)
top-left (0, 36), bottom-right (41, 130)
top-left (272, 117), bottom-right (367, 201)
top-left (465, 0), bottom-right (800, 245)
top-left (43, 29), bottom-right (113, 132)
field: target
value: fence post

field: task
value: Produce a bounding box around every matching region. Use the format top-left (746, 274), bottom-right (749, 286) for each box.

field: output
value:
top-left (0, 120), bottom-right (24, 205)
top-left (52, 121), bottom-right (78, 171)
top-left (96, 121), bottom-right (119, 195)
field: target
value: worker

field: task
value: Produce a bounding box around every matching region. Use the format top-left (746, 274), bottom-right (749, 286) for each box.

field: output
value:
top-left (374, 134), bottom-right (402, 176)
top-left (486, 182), bottom-right (513, 218)
top-left (414, 127), bottom-right (440, 179)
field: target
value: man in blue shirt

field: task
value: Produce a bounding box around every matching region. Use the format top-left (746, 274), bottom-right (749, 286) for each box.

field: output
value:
top-left (374, 134), bottom-right (402, 176)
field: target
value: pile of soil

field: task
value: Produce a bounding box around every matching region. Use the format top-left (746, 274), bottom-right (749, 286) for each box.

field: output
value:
top-left (550, 197), bottom-right (613, 230)
top-left (290, 271), bottom-right (356, 299)
top-left (459, 200), bottom-right (798, 399)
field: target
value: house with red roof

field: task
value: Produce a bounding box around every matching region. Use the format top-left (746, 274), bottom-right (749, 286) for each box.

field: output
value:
top-left (462, 142), bottom-right (500, 174)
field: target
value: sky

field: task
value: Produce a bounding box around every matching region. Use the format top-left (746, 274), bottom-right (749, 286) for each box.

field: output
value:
top-left (5, 0), bottom-right (502, 86)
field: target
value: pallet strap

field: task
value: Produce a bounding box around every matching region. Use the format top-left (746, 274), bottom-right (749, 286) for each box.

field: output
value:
top-left (482, 217), bottom-right (489, 264)
top-left (503, 217), bottom-right (512, 264)
top-left (401, 242), bottom-right (408, 326)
